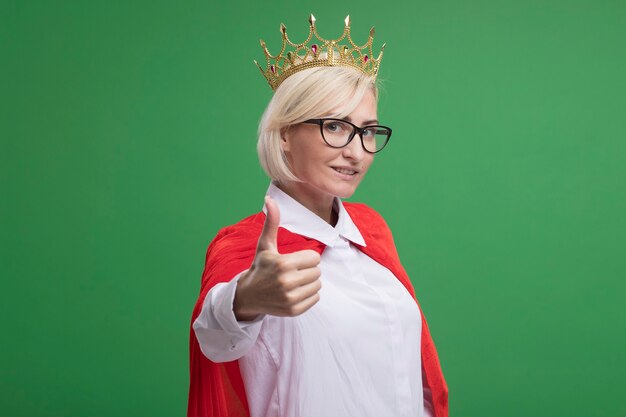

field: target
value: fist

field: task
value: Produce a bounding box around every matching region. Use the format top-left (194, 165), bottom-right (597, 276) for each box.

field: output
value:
top-left (233, 196), bottom-right (322, 320)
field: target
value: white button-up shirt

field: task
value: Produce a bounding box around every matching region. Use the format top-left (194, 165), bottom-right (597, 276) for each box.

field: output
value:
top-left (193, 183), bottom-right (434, 417)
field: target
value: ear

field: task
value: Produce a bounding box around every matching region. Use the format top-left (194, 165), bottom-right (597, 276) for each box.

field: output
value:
top-left (279, 126), bottom-right (291, 152)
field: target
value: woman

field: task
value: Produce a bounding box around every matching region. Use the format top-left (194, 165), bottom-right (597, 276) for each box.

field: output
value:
top-left (188, 15), bottom-right (448, 417)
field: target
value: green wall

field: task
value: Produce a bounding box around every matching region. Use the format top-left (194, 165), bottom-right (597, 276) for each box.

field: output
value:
top-left (2, 1), bottom-right (625, 416)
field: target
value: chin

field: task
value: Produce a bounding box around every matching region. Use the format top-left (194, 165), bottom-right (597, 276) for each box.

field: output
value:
top-left (328, 183), bottom-right (359, 199)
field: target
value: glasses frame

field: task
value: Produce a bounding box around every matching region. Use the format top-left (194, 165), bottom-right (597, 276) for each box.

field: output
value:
top-left (302, 118), bottom-right (392, 154)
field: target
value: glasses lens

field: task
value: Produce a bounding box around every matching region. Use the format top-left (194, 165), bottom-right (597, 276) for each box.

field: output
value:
top-left (362, 127), bottom-right (390, 152)
top-left (320, 120), bottom-right (390, 152)
top-left (321, 120), bottom-right (353, 147)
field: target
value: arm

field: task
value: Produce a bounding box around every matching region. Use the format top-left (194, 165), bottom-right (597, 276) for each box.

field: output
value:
top-left (192, 270), bottom-right (265, 363)
top-left (193, 197), bottom-right (321, 362)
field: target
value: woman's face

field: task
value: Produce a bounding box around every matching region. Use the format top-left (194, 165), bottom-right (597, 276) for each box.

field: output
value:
top-left (281, 89), bottom-right (377, 203)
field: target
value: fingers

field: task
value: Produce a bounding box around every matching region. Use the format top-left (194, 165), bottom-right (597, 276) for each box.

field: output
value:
top-left (273, 269), bottom-right (321, 316)
top-left (246, 197), bottom-right (324, 318)
top-left (287, 277), bottom-right (322, 304)
top-left (264, 276), bottom-right (321, 317)
top-left (257, 196), bottom-right (280, 253)
top-left (280, 249), bottom-right (321, 270)
top-left (281, 292), bottom-right (321, 316)
top-left (280, 267), bottom-right (321, 290)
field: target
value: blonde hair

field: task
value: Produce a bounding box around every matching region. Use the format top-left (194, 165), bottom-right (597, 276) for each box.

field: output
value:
top-left (257, 66), bottom-right (379, 182)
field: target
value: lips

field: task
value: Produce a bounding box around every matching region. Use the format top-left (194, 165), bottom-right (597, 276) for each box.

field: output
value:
top-left (331, 166), bottom-right (359, 176)
top-left (334, 168), bottom-right (356, 175)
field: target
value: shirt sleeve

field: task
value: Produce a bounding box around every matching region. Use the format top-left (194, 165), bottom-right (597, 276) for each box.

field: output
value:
top-left (192, 271), bottom-right (265, 363)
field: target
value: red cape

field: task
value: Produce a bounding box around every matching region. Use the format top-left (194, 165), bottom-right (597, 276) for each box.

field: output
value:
top-left (188, 202), bottom-right (448, 417)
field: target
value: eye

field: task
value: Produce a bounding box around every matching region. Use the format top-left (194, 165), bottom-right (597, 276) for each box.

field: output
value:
top-left (323, 121), bottom-right (349, 134)
top-left (362, 127), bottom-right (377, 137)
top-left (326, 123), bottom-right (340, 132)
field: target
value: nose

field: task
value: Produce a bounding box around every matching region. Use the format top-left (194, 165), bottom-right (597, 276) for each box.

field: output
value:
top-left (341, 133), bottom-right (366, 161)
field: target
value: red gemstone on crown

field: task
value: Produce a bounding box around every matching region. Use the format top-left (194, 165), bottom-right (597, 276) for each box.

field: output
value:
top-left (363, 55), bottom-right (369, 63)
top-left (311, 44), bottom-right (318, 54)
top-left (270, 64), bottom-right (276, 73)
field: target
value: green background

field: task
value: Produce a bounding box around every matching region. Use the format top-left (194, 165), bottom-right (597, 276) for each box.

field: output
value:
top-left (2, 0), bottom-right (625, 416)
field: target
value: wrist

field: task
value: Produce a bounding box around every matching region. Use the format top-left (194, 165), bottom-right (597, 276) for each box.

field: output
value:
top-left (233, 270), bottom-right (260, 321)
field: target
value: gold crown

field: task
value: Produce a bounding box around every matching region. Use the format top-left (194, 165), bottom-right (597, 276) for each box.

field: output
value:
top-left (254, 14), bottom-right (386, 91)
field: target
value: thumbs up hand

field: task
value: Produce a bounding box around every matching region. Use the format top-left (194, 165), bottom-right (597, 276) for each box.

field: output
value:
top-left (233, 196), bottom-right (322, 321)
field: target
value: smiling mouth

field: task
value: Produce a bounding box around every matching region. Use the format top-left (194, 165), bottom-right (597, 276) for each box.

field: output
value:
top-left (332, 167), bottom-right (358, 175)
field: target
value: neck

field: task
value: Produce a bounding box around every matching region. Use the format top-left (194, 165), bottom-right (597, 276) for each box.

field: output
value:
top-left (275, 181), bottom-right (338, 226)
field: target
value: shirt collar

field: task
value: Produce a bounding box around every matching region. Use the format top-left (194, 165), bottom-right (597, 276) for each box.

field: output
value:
top-left (262, 182), bottom-right (366, 248)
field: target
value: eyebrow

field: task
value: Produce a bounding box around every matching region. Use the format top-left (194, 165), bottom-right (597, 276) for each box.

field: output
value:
top-left (341, 116), bottom-right (380, 126)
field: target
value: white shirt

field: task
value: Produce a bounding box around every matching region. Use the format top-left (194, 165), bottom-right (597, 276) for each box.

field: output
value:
top-left (193, 183), bottom-right (434, 417)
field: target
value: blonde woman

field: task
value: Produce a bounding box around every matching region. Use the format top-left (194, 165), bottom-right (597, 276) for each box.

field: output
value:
top-left (188, 15), bottom-right (448, 417)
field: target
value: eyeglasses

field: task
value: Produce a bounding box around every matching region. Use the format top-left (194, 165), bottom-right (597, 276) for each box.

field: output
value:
top-left (302, 118), bottom-right (392, 153)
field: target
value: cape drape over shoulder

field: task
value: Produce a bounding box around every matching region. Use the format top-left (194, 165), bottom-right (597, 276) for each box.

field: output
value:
top-left (188, 203), bottom-right (448, 417)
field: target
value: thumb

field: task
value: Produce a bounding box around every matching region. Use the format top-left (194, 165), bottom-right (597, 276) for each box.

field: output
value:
top-left (257, 196), bottom-right (280, 253)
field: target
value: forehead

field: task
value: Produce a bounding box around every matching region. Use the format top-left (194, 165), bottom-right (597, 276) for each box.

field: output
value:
top-left (326, 89), bottom-right (378, 121)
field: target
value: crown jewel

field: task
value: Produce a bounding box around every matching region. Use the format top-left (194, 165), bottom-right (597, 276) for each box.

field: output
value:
top-left (254, 14), bottom-right (386, 91)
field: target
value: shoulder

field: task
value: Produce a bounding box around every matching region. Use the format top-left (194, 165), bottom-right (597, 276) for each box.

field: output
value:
top-left (343, 201), bottom-right (398, 249)
top-left (204, 210), bottom-right (319, 262)
top-left (213, 212), bottom-right (264, 240)
top-left (198, 211), bottom-right (322, 290)
top-left (198, 212), bottom-right (265, 291)
top-left (343, 201), bottom-right (390, 229)
top-left (206, 212), bottom-right (264, 256)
